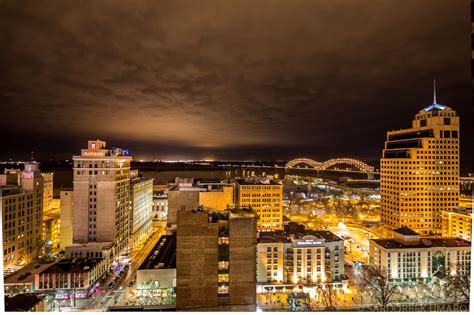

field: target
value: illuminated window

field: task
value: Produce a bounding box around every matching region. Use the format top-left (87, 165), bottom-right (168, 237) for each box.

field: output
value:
top-left (218, 274), bottom-right (229, 283)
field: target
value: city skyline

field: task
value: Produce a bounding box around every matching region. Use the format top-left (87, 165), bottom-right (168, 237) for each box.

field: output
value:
top-left (1, 0), bottom-right (472, 162)
top-left (2, 1), bottom-right (473, 311)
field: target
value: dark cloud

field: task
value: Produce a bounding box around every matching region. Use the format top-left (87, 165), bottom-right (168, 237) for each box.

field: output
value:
top-left (0, 0), bottom-right (471, 164)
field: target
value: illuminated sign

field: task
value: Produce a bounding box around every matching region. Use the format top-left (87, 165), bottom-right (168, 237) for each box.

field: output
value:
top-left (294, 239), bottom-right (325, 247)
top-left (82, 151), bottom-right (106, 157)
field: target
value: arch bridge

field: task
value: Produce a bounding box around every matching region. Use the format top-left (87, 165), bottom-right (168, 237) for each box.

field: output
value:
top-left (285, 158), bottom-right (375, 173)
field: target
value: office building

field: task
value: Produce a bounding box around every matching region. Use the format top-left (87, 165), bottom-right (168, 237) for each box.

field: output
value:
top-left (1, 164), bottom-right (44, 268)
top-left (441, 207), bottom-right (472, 241)
top-left (167, 178), bottom-right (233, 229)
top-left (129, 171), bottom-right (153, 248)
top-left (235, 177), bottom-right (283, 230)
top-left (257, 223), bottom-right (344, 285)
top-left (369, 227), bottom-right (471, 282)
top-left (72, 140), bottom-right (131, 253)
top-left (380, 87), bottom-right (460, 235)
top-left (176, 208), bottom-right (256, 311)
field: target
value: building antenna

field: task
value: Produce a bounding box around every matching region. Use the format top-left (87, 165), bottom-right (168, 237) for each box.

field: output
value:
top-left (433, 79), bottom-right (437, 104)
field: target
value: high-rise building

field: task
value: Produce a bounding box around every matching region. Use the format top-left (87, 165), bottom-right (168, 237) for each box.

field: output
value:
top-left (1, 164), bottom-right (44, 268)
top-left (72, 140), bottom-right (131, 253)
top-left (176, 208), bottom-right (257, 311)
top-left (380, 85), bottom-right (460, 236)
top-left (129, 171), bottom-right (153, 248)
top-left (235, 177), bottom-right (283, 230)
top-left (369, 227), bottom-right (471, 281)
top-left (441, 207), bottom-right (472, 241)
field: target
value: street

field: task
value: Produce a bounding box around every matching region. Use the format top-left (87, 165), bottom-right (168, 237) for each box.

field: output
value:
top-left (51, 223), bottom-right (165, 312)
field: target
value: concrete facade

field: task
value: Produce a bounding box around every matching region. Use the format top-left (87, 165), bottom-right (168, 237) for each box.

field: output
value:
top-left (176, 208), bottom-right (256, 311)
top-left (167, 178), bottom-right (234, 230)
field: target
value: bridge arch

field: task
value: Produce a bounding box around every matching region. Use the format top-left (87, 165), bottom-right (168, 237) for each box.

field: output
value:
top-left (285, 158), bottom-right (322, 169)
top-left (321, 158), bottom-right (374, 172)
top-left (285, 157), bottom-right (374, 173)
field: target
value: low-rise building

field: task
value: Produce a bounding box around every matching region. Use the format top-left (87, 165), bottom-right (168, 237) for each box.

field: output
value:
top-left (34, 258), bottom-right (108, 299)
top-left (441, 207), bottom-right (472, 241)
top-left (167, 178), bottom-right (234, 230)
top-left (136, 234), bottom-right (176, 305)
top-left (152, 193), bottom-right (168, 223)
top-left (5, 293), bottom-right (45, 312)
top-left (257, 223), bottom-right (344, 285)
top-left (369, 227), bottom-right (471, 282)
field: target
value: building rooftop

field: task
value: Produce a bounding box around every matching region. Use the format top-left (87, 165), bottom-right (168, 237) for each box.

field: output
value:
top-left (131, 176), bottom-right (154, 185)
top-left (235, 177), bottom-right (282, 186)
top-left (422, 103), bottom-right (448, 112)
top-left (68, 241), bottom-right (114, 249)
top-left (0, 185), bottom-right (27, 197)
top-left (371, 237), bottom-right (471, 249)
top-left (393, 227), bottom-right (419, 236)
top-left (442, 207), bottom-right (472, 216)
top-left (40, 258), bottom-right (104, 274)
top-left (139, 235), bottom-right (176, 270)
top-left (170, 178), bottom-right (231, 192)
top-left (258, 229), bottom-right (342, 244)
top-left (5, 293), bottom-right (43, 311)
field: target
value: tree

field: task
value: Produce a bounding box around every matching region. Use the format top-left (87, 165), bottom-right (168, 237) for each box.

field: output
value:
top-left (362, 267), bottom-right (400, 309)
top-left (287, 292), bottom-right (311, 311)
top-left (445, 272), bottom-right (470, 303)
top-left (320, 282), bottom-right (338, 310)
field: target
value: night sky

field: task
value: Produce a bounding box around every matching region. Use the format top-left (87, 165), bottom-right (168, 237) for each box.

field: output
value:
top-left (0, 0), bottom-right (472, 163)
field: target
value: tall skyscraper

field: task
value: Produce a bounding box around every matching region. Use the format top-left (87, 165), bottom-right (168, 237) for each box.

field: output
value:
top-left (380, 84), bottom-right (460, 236)
top-left (72, 140), bottom-right (131, 253)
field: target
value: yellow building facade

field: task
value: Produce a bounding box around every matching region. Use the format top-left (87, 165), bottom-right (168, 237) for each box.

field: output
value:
top-left (380, 94), bottom-right (459, 236)
top-left (42, 199), bottom-right (61, 254)
top-left (235, 178), bottom-right (283, 230)
top-left (441, 207), bottom-right (472, 241)
top-left (199, 186), bottom-right (234, 211)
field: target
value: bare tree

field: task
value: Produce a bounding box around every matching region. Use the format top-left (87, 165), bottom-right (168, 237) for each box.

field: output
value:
top-left (445, 272), bottom-right (470, 303)
top-left (362, 267), bottom-right (400, 309)
top-left (320, 282), bottom-right (338, 310)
